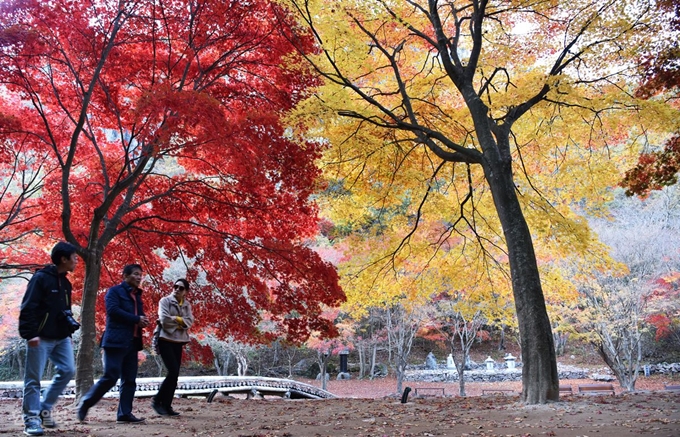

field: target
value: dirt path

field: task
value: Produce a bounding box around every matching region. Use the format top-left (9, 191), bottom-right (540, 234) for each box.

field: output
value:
top-left (0, 377), bottom-right (678, 436)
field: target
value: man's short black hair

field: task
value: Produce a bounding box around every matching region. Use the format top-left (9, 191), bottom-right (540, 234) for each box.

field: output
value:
top-left (123, 263), bottom-right (143, 276)
top-left (50, 241), bottom-right (77, 265)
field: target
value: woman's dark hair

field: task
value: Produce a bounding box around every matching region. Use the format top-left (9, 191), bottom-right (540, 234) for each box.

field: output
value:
top-left (174, 278), bottom-right (190, 290)
top-left (50, 242), bottom-right (77, 265)
top-left (122, 263), bottom-right (143, 276)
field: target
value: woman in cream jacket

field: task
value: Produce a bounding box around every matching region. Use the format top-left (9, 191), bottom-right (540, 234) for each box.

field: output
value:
top-left (152, 278), bottom-right (194, 416)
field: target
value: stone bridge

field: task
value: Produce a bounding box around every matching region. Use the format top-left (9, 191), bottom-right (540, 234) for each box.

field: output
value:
top-left (0, 376), bottom-right (336, 401)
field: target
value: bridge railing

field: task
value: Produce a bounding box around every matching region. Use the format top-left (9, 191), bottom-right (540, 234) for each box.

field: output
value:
top-left (0, 376), bottom-right (336, 400)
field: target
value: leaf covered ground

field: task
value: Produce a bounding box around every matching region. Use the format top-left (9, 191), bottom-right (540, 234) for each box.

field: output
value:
top-left (0, 377), bottom-right (677, 436)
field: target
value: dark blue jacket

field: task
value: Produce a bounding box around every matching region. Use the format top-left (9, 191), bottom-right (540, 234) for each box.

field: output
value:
top-left (18, 265), bottom-right (74, 340)
top-left (101, 281), bottom-right (146, 350)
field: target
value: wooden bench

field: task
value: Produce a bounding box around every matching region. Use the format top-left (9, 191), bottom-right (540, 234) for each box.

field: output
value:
top-left (481, 389), bottom-right (516, 395)
top-left (664, 384), bottom-right (680, 391)
top-left (577, 384), bottom-right (615, 395)
top-left (559, 385), bottom-right (573, 395)
top-left (414, 387), bottom-right (445, 397)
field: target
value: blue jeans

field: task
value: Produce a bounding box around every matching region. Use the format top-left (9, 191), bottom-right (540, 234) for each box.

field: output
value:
top-left (22, 337), bottom-right (75, 423)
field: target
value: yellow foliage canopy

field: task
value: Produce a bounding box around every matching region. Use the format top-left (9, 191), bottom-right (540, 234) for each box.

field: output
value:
top-left (284, 0), bottom-right (679, 325)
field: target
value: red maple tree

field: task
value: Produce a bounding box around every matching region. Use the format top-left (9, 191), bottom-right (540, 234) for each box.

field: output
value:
top-left (0, 0), bottom-right (344, 396)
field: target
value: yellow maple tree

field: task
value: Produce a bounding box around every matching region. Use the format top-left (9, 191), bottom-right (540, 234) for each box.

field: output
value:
top-left (283, 0), bottom-right (679, 403)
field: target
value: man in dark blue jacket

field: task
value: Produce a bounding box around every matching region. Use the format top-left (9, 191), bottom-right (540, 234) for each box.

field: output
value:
top-left (19, 241), bottom-right (79, 436)
top-left (77, 264), bottom-right (150, 424)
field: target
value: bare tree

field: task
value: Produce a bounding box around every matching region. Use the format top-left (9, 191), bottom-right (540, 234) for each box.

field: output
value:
top-left (279, 341), bottom-right (299, 378)
top-left (579, 277), bottom-right (650, 390)
top-left (580, 187), bottom-right (680, 390)
top-left (315, 349), bottom-right (332, 391)
top-left (428, 298), bottom-right (485, 396)
top-left (350, 310), bottom-right (388, 379)
top-left (382, 304), bottom-right (423, 395)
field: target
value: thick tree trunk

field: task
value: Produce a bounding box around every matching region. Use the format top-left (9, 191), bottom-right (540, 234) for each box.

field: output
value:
top-left (484, 162), bottom-right (559, 403)
top-left (74, 253), bottom-right (102, 399)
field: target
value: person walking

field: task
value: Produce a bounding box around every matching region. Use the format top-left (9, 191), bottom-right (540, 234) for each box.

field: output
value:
top-left (152, 278), bottom-right (194, 416)
top-left (19, 242), bottom-right (79, 436)
top-left (77, 264), bottom-right (150, 424)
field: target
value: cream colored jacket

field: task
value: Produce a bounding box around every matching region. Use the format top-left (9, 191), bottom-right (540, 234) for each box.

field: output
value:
top-left (158, 293), bottom-right (194, 344)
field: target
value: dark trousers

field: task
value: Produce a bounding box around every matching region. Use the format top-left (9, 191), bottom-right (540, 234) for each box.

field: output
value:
top-left (81, 343), bottom-right (139, 419)
top-left (155, 339), bottom-right (184, 408)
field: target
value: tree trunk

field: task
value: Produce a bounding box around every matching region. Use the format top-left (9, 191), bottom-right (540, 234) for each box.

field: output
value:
top-left (457, 364), bottom-right (466, 396)
top-left (317, 352), bottom-right (329, 391)
top-left (224, 353), bottom-right (231, 376)
top-left (74, 253), bottom-right (102, 400)
top-left (395, 356), bottom-right (405, 395)
top-left (236, 352), bottom-right (248, 376)
top-left (484, 160), bottom-right (559, 403)
top-left (594, 341), bottom-right (639, 391)
top-left (369, 344), bottom-right (377, 380)
top-left (153, 355), bottom-right (163, 377)
top-left (554, 330), bottom-right (569, 356)
top-left (285, 349), bottom-right (294, 378)
top-left (454, 353), bottom-right (467, 396)
top-left (357, 344), bottom-right (365, 379)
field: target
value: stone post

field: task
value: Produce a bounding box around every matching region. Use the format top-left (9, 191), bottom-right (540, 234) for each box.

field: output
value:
top-left (337, 349), bottom-right (350, 380)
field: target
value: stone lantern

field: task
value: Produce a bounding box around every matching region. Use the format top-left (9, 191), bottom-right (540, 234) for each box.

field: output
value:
top-left (485, 356), bottom-right (495, 371)
top-left (504, 353), bottom-right (517, 370)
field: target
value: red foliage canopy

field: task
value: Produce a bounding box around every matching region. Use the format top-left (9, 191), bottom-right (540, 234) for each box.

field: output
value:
top-left (0, 0), bottom-right (344, 345)
top-left (621, 135), bottom-right (680, 196)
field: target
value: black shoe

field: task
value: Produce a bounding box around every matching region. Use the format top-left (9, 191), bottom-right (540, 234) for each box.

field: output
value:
top-left (116, 415), bottom-right (146, 424)
top-left (77, 402), bottom-right (89, 423)
top-left (165, 406), bottom-right (180, 417)
top-left (151, 400), bottom-right (169, 416)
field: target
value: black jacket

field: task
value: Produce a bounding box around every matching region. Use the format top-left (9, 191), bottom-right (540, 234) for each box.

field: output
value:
top-left (18, 265), bottom-right (74, 340)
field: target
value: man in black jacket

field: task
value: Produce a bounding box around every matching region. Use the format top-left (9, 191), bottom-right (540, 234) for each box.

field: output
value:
top-left (19, 242), bottom-right (79, 436)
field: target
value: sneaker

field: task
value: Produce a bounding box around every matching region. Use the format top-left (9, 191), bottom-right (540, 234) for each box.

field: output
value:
top-left (23, 419), bottom-right (44, 436)
top-left (39, 409), bottom-right (56, 428)
top-left (76, 402), bottom-right (89, 422)
top-left (165, 406), bottom-right (180, 417)
top-left (116, 415), bottom-right (146, 424)
top-left (151, 400), bottom-right (169, 416)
